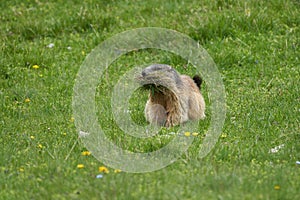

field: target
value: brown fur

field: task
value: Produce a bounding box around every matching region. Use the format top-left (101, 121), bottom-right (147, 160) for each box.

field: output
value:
top-left (138, 64), bottom-right (205, 127)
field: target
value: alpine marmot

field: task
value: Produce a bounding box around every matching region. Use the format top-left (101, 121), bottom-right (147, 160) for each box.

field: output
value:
top-left (138, 64), bottom-right (205, 127)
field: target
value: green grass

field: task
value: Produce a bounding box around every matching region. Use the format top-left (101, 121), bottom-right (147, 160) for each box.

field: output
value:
top-left (1, 0), bottom-right (299, 199)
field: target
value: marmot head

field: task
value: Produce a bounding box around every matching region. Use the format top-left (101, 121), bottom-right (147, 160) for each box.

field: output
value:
top-left (138, 64), bottom-right (182, 91)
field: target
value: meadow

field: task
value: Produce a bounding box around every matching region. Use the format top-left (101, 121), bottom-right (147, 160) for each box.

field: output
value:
top-left (1, 0), bottom-right (299, 199)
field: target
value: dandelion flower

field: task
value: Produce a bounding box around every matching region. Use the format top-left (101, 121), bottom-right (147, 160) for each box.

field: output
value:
top-left (221, 133), bottom-right (227, 138)
top-left (274, 185), bottom-right (280, 190)
top-left (99, 166), bottom-right (109, 173)
top-left (38, 144), bottom-right (43, 149)
top-left (184, 132), bottom-right (191, 137)
top-left (114, 169), bottom-right (122, 173)
top-left (77, 164), bottom-right (84, 169)
top-left (81, 151), bottom-right (91, 156)
top-left (192, 132), bottom-right (199, 136)
top-left (19, 168), bottom-right (24, 172)
top-left (32, 65), bottom-right (39, 69)
top-left (30, 135), bottom-right (35, 139)
top-left (25, 98), bottom-right (30, 103)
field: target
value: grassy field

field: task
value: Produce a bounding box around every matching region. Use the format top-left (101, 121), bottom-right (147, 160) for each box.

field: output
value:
top-left (1, 0), bottom-right (299, 199)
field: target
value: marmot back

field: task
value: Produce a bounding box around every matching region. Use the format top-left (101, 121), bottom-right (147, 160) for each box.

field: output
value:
top-left (138, 64), bottom-right (205, 127)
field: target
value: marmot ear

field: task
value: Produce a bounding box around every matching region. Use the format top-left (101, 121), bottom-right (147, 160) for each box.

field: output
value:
top-left (193, 75), bottom-right (202, 89)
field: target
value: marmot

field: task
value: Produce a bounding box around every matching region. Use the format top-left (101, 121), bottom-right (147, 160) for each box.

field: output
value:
top-left (138, 64), bottom-right (205, 127)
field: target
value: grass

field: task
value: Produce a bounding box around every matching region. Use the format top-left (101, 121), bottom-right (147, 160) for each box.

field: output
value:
top-left (1, 0), bottom-right (299, 199)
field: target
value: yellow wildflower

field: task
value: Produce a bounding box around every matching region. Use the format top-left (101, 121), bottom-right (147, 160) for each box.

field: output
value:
top-left (38, 144), bottom-right (43, 149)
top-left (81, 151), bottom-right (91, 156)
top-left (274, 185), bottom-right (280, 190)
top-left (184, 132), bottom-right (191, 137)
top-left (221, 133), bottom-right (227, 138)
top-left (245, 8), bottom-right (251, 17)
top-left (30, 135), bottom-right (35, 139)
top-left (99, 166), bottom-right (109, 173)
top-left (77, 164), bottom-right (84, 169)
top-left (19, 167), bottom-right (24, 172)
top-left (114, 169), bottom-right (122, 173)
top-left (25, 98), bottom-right (30, 103)
top-left (32, 65), bottom-right (40, 69)
top-left (192, 132), bottom-right (199, 136)
top-left (70, 117), bottom-right (75, 122)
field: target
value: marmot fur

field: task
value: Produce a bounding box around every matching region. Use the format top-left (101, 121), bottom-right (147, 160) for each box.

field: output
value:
top-left (138, 64), bottom-right (205, 127)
